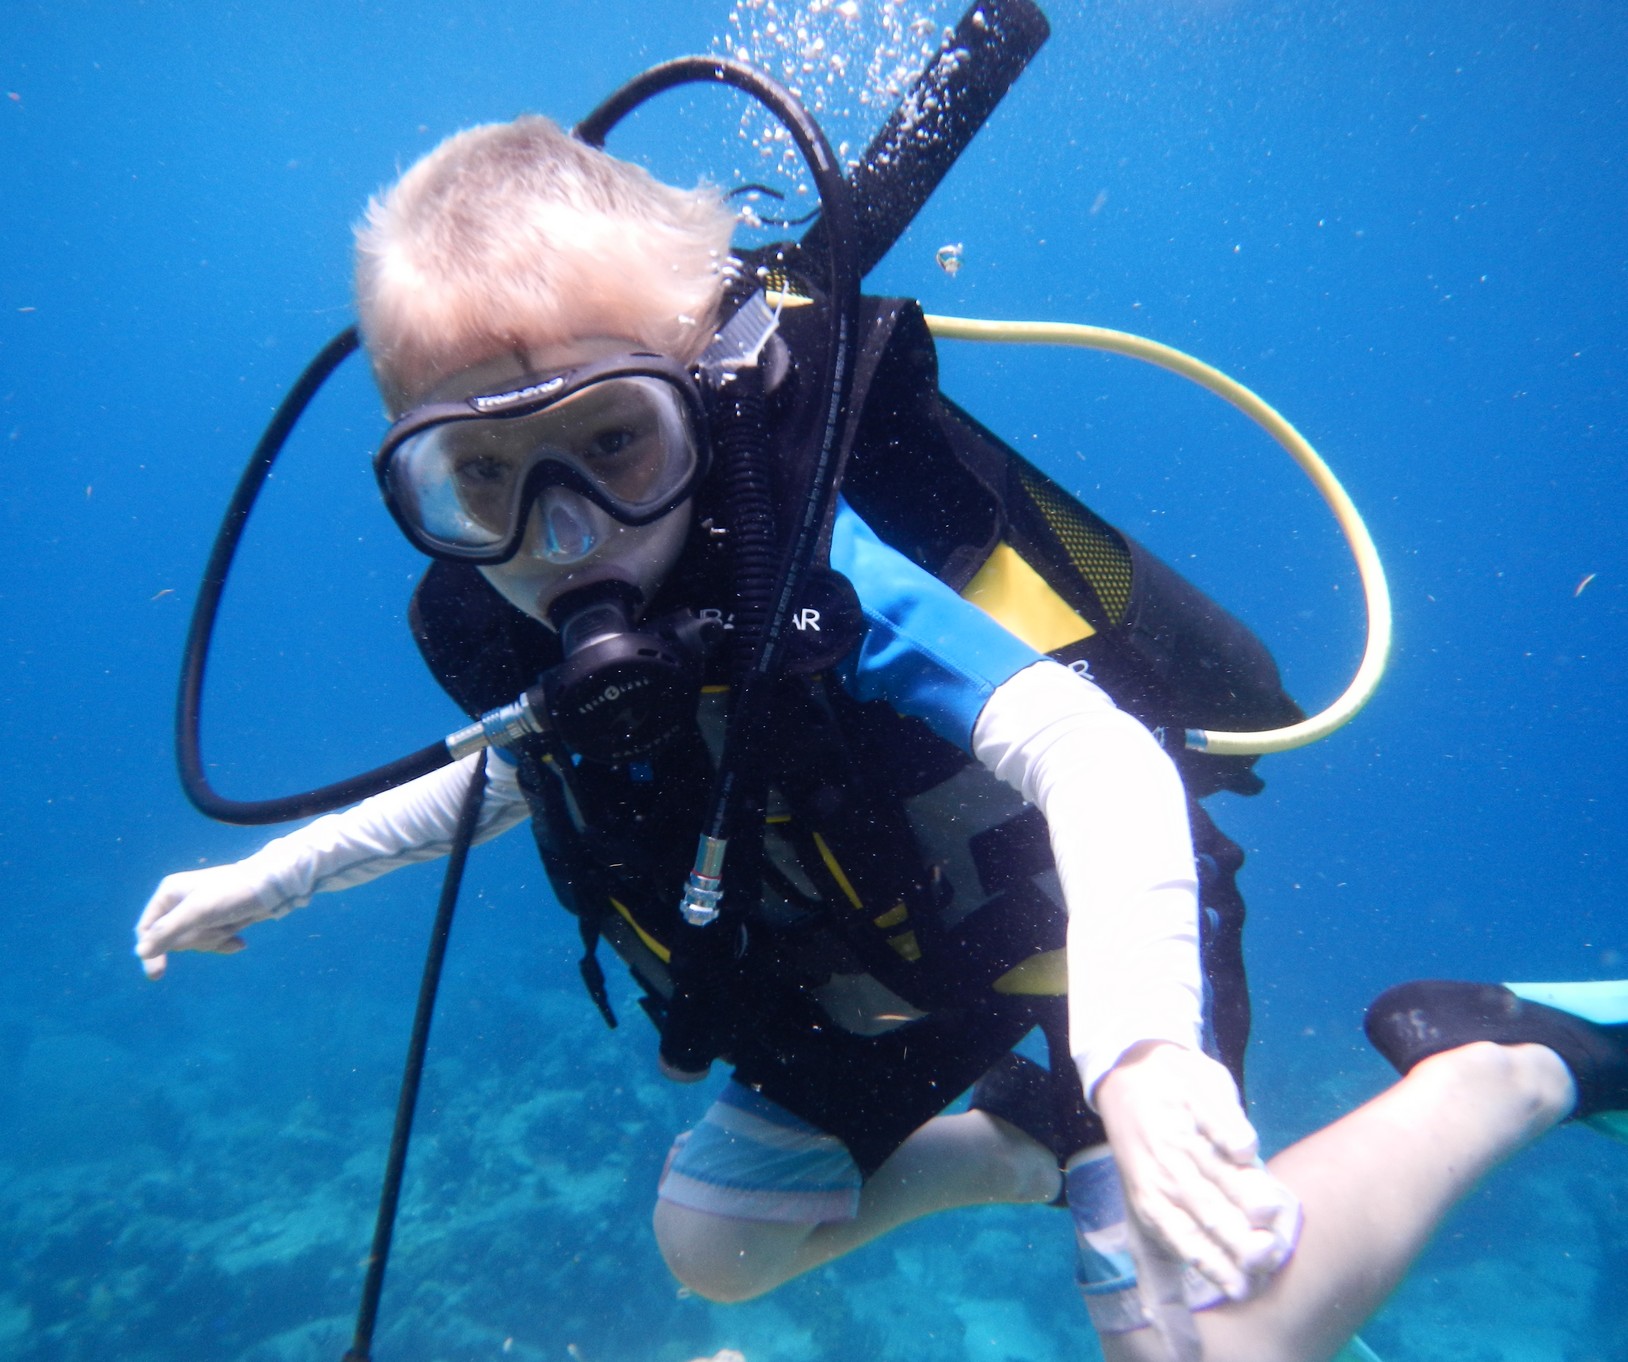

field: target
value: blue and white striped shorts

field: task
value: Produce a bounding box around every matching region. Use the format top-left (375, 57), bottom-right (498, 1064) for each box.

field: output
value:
top-left (658, 1081), bottom-right (864, 1224)
top-left (1069, 1145), bottom-right (1242, 1334)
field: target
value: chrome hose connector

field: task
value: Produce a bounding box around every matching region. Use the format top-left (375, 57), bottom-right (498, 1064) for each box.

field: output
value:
top-left (445, 689), bottom-right (549, 760)
top-left (679, 835), bottom-right (729, 925)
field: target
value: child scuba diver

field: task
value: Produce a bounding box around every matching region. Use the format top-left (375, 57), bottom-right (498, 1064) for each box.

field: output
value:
top-left (134, 110), bottom-right (1628, 1362)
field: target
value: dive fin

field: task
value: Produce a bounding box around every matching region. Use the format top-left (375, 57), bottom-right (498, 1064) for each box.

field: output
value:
top-left (1506, 979), bottom-right (1628, 1025)
top-left (1508, 981), bottom-right (1628, 1142)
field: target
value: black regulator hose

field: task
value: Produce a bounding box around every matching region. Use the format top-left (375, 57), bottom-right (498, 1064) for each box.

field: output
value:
top-left (707, 365), bottom-right (779, 684)
top-left (580, 58), bottom-right (862, 929)
top-left (343, 752), bottom-right (488, 1362)
top-left (174, 326), bottom-right (455, 826)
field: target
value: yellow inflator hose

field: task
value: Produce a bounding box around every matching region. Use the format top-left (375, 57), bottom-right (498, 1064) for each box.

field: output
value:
top-left (924, 314), bottom-right (1392, 756)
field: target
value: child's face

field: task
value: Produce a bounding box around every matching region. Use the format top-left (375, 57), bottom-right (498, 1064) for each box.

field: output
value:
top-left (404, 337), bottom-right (696, 628)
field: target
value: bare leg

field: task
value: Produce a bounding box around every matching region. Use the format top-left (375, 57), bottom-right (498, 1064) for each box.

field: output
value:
top-left (654, 1109), bottom-right (1062, 1302)
top-left (1103, 1041), bottom-right (1577, 1362)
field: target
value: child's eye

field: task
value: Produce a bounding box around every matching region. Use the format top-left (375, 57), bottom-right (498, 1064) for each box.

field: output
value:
top-left (456, 455), bottom-right (509, 485)
top-left (588, 427), bottom-right (636, 460)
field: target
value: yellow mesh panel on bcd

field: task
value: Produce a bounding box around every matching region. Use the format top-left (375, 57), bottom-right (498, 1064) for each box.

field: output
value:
top-left (961, 543), bottom-right (1096, 653)
top-left (1017, 466), bottom-right (1135, 624)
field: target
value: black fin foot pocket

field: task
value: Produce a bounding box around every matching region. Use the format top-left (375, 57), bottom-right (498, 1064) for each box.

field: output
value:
top-left (1364, 978), bottom-right (1628, 1121)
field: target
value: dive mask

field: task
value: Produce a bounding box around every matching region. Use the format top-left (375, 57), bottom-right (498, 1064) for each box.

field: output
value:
top-left (375, 352), bottom-right (709, 565)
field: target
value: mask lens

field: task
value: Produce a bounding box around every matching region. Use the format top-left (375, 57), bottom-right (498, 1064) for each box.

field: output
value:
top-left (546, 377), bottom-right (697, 512)
top-left (383, 371), bottom-right (701, 561)
top-left (389, 422), bottom-right (520, 555)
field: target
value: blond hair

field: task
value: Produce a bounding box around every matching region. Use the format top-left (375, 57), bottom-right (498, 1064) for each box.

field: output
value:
top-left (356, 115), bottom-right (736, 407)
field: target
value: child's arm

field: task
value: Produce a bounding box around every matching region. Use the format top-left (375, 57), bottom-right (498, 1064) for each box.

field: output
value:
top-left (134, 753), bottom-right (530, 978)
top-left (972, 659), bottom-right (1203, 1093)
top-left (975, 660), bottom-right (1297, 1302)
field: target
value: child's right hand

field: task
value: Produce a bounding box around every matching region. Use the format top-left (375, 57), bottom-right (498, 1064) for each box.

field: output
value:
top-left (1094, 1041), bottom-right (1301, 1305)
top-left (134, 863), bottom-right (279, 980)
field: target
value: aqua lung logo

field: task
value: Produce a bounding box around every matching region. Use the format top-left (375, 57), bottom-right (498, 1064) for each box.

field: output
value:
top-left (577, 674), bottom-right (653, 715)
top-left (471, 375), bottom-right (566, 413)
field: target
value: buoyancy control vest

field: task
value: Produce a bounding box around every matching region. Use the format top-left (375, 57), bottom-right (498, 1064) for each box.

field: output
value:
top-left (409, 294), bottom-right (1303, 1049)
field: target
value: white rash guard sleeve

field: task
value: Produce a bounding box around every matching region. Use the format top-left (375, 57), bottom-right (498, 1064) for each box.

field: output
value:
top-left (240, 753), bottom-right (531, 918)
top-left (972, 659), bottom-right (1203, 1102)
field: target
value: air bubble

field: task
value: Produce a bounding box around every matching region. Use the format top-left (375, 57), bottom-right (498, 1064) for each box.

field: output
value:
top-left (713, 0), bottom-right (956, 207)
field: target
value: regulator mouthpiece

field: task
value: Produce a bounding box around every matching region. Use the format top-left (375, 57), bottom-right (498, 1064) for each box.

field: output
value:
top-left (544, 583), bottom-right (714, 765)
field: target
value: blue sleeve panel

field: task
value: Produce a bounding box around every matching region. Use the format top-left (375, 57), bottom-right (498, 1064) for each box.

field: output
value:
top-left (830, 499), bottom-right (1043, 752)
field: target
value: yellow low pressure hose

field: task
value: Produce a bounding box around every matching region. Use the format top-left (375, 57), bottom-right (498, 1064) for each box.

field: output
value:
top-left (924, 314), bottom-right (1393, 755)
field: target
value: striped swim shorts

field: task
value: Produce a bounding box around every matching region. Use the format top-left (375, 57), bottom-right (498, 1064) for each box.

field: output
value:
top-left (657, 1081), bottom-right (864, 1224)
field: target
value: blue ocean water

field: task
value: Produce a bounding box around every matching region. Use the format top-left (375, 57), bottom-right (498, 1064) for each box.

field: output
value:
top-left (2, 0), bottom-right (1624, 1359)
